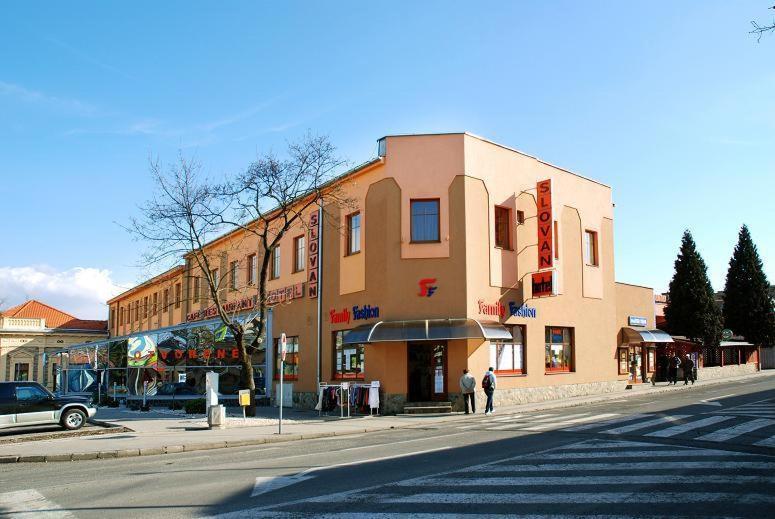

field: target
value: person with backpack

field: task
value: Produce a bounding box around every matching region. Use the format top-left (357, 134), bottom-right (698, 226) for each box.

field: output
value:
top-left (682, 355), bottom-right (695, 385)
top-left (459, 369), bottom-right (476, 414)
top-left (482, 367), bottom-right (497, 415)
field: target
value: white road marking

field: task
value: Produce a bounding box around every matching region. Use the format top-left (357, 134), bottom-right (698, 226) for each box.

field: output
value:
top-left (695, 418), bottom-right (775, 442)
top-left (381, 492), bottom-right (775, 504)
top-left (646, 416), bottom-right (736, 438)
top-left (754, 435), bottom-right (775, 448)
top-left (704, 393), bottom-right (736, 401)
top-left (531, 449), bottom-right (757, 459)
top-left (521, 413), bottom-right (619, 431)
top-left (485, 460), bottom-right (775, 472)
top-left (0, 489), bottom-right (75, 518)
top-left (408, 474), bottom-right (775, 486)
top-left (251, 474), bottom-right (315, 497)
top-left (602, 415), bottom-right (689, 434)
top-left (563, 413), bottom-right (654, 431)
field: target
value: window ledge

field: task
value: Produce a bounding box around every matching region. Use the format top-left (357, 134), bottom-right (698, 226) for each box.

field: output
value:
top-left (494, 372), bottom-right (527, 377)
top-left (544, 370), bottom-right (574, 375)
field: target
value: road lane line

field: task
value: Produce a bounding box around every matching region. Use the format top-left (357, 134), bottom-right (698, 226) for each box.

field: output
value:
top-left (484, 460), bottom-right (775, 472)
top-left (696, 418), bottom-right (775, 442)
top-left (382, 492), bottom-right (775, 504)
top-left (530, 449), bottom-right (758, 459)
top-left (646, 416), bottom-right (735, 438)
top-left (408, 474), bottom-right (775, 486)
top-left (754, 434), bottom-right (775, 447)
top-left (602, 415), bottom-right (688, 434)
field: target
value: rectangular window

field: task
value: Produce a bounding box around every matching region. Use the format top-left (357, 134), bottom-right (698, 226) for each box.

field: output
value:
top-left (14, 363), bottom-right (29, 381)
top-left (134, 301), bottom-right (140, 322)
top-left (333, 330), bottom-right (365, 379)
top-left (490, 325), bottom-right (526, 374)
top-left (143, 296), bottom-right (148, 319)
top-left (293, 235), bottom-right (306, 273)
top-left (229, 261), bottom-right (238, 290)
top-left (175, 283), bottom-right (182, 308)
top-left (274, 336), bottom-right (299, 380)
top-left (271, 247), bottom-right (281, 279)
top-left (516, 210), bottom-right (525, 225)
top-left (152, 293), bottom-right (158, 315)
top-left (618, 347), bottom-right (629, 375)
top-left (346, 212), bottom-right (361, 255)
top-left (585, 230), bottom-right (598, 266)
top-left (193, 277), bottom-right (200, 303)
top-left (119, 306), bottom-right (124, 326)
top-left (247, 254), bottom-right (257, 285)
top-left (554, 221), bottom-right (559, 260)
top-left (545, 327), bottom-right (574, 372)
top-left (410, 199), bottom-right (440, 243)
top-left (210, 268), bottom-right (219, 291)
top-left (163, 289), bottom-right (169, 312)
top-left (494, 206), bottom-right (511, 249)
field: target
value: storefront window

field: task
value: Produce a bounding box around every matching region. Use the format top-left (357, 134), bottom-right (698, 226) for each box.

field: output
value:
top-left (545, 327), bottom-right (573, 372)
top-left (274, 336), bottom-right (299, 380)
top-left (490, 325), bottom-right (525, 374)
top-left (617, 347), bottom-right (629, 375)
top-left (333, 330), bottom-right (365, 379)
top-left (13, 363), bottom-right (29, 381)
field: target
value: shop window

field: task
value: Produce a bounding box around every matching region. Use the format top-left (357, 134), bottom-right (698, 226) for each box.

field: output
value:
top-left (545, 327), bottom-right (574, 372)
top-left (247, 254), bottom-right (257, 285)
top-left (617, 347), bottom-right (629, 375)
top-left (14, 363), bottom-right (30, 381)
top-left (516, 210), bottom-right (525, 225)
top-left (333, 330), bottom-right (365, 379)
top-left (490, 325), bottom-right (526, 374)
top-left (271, 247), bottom-right (281, 279)
top-left (175, 283), bottom-right (182, 308)
top-left (163, 289), bottom-right (169, 313)
top-left (346, 212), bottom-right (361, 255)
top-left (229, 261), bottom-right (238, 290)
top-left (274, 336), bottom-right (299, 380)
top-left (494, 206), bottom-right (511, 249)
top-left (293, 235), bottom-right (306, 272)
top-left (410, 199), bottom-right (440, 243)
top-left (585, 230), bottom-right (598, 266)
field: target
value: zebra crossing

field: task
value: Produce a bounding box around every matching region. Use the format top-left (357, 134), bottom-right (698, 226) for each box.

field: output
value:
top-left (455, 406), bottom-right (775, 448)
top-left (226, 438), bottom-right (775, 518)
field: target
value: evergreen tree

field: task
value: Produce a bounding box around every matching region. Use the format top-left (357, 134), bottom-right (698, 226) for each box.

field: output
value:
top-left (723, 225), bottom-right (775, 346)
top-left (665, 230), bottom-right (722, 346)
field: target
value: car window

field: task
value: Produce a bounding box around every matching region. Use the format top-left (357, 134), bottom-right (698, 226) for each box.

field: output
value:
top-left (16, 385), bottom-right (49, 402)
top-left (0, 384), bottom-right (13, 400)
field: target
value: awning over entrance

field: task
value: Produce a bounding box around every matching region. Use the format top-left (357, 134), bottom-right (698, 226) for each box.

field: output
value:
top-left (342, 319), bottom-right (512, 344)
top-left (621, 327), bottom-right (674, 345)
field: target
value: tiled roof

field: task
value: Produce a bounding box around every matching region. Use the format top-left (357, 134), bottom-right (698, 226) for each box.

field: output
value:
top-left (0, 300), bottom-right (107, 331)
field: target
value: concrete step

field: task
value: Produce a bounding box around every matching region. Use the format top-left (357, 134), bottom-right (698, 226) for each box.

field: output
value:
top-left (403, 402), bottom-right (453, 414)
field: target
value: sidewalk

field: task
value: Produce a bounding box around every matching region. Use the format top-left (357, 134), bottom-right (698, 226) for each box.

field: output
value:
top-left (1, 369), bottom-right (772, 463)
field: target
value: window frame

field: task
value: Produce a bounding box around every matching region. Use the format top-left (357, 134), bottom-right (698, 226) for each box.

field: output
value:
top-left (175, 283), bottom-right (182, 308)
top-left (491, 325), bottom-right (526, 375)
top-left (585, 230), bottom-right (599, 267)
top-left (332, 330), bottom-right (365, 380)
top-left (293, 235), bottom-right (306, 273)
top-left (210, 268), bottom-right (220, 291)
top-left (545, 326), bottom-right (574, 373)
top-left (163, 288), bottom-right (169, 313)
top-left (13, 363), bottom-right (30, 381)
top-left (516, 210), bottom-right (525, 225)
top-left (617, 347), bottom-right (629, 375)
top-left (271, 247), bottom-right (281, 280)
top-left (152, 293), bottom-right (158, 315)
top-left (346, 211), bottom-right (361, 255)
top-left (494, 205), bottom-right (512, 250)
top-left (247, 254), bottom-right (257, 285)
top-left (229, 260), bottom-right (238, 291)
top-left (193, 277), bottom-right (200, 303)
top-left (143, 296), bottom-right (148, 319)
top-left (410, 198), bottom-right (441, 244)
top-left (554, 221), bottom-right (559, 260)
top-left (274, 336), bottom-right (299, 381)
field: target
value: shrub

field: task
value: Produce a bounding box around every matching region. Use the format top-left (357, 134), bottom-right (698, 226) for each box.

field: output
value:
top-left (184, 398), bottom-right (206, 414)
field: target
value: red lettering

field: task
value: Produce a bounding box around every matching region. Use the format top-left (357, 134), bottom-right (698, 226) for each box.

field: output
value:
top-left (188, 350), bottom-right (197, 360)
top-left (216, 349), bottom-right (226, 359)
top-left (231, 348), bottom-right (239, 359)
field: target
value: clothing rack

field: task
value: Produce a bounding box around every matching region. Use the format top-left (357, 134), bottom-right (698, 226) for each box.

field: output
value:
top-left (316, 381), bottom-right (381, 418)
top-left (347, 381), bottom-right (381, 416)
top-left (316, 382), bottom-right (349, 418)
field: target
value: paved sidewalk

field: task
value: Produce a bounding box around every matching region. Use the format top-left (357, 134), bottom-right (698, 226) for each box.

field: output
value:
top-left (1, 369), bottom-right (772, 463)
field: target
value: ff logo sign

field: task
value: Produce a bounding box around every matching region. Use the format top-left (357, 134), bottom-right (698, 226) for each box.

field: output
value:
top-left (418, 278), bottom-right (438, 297)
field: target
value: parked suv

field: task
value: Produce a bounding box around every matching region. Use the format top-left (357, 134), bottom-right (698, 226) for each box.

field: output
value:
top-left (0, 382), bottom-right (96, 431)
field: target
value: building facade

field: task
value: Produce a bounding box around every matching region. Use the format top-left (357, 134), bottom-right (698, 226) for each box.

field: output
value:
top-left (0, 300), bottom-right (107, 391)
top-left (73, 133), bottom-right (660, 412)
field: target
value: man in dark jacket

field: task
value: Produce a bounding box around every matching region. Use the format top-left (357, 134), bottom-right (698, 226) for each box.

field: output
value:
top-left (682, 355), bottom-right (695, 385)
top-left (668, 354), bottom-right (680, 385)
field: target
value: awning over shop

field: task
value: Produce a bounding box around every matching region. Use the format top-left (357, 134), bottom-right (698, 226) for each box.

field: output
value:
top-left (621, 327), bottom-right (674, 345)
top-left (342, 319), bottom-right (513, 345)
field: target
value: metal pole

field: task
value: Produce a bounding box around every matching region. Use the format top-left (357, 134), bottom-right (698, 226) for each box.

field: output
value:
top-left (279, 359), bottom-right (284, 434)
top-left (316, 205), bottom-right (323, 387)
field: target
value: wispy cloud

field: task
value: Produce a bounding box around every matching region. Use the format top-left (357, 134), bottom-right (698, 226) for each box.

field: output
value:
top-left (46, 36), bottom-right (136, 82)
top-left (0, 80), bottom-right (103, 117)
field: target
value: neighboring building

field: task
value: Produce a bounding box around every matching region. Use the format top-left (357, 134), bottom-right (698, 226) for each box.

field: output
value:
top-left (62, 133), bottom-right (660, 412)
top-left (0, 300), bottom-right (107, 390)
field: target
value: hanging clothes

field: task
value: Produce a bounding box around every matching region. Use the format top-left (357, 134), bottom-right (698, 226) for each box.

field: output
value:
top-left (369, 385), bottom-right (380, 410)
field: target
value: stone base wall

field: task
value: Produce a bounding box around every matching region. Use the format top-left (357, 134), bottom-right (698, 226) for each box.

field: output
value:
top-left (290, 390), bottom-right (404, 415)
top-left (450, 379), bottom-right (628, 412)
top-left (698, 363), bottom-right (758, 381)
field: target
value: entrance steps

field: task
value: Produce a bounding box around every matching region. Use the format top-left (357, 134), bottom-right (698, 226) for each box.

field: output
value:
top-left (402, 401), bottom-right (453, 414)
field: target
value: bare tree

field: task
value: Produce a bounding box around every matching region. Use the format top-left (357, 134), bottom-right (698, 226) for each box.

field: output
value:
top-left (128, 133), bottom-right (348, 414)
top-left (751, 5), bottom-right (775, 41)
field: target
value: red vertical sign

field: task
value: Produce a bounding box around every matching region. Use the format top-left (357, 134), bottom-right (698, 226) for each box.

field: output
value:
top-left (308, 211), bottom-right (319, 298)
top-left (537, 179), bottom-right (553, 269)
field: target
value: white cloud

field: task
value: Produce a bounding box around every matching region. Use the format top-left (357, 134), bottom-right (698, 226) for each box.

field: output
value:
top-left (0, 80), bottom-right (103, 117)
top-left (0, 266), bottom-right (125, 320)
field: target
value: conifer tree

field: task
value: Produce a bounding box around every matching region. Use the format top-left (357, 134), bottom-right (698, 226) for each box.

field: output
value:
top-left (723, 225), bottom-right (775, 346)
top-left (665, 230), bottom-right (722, 346)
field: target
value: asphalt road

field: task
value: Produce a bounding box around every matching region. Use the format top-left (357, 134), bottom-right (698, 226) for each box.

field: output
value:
top-left (2, 376), bottom-right (774, 518)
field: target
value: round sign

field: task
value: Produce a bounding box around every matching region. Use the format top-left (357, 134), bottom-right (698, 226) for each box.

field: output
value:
top-left (721, 329), bottom-right (733, 341)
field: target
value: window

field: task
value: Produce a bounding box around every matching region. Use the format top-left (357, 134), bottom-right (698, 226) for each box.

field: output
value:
top-left (494, 206), bottom-right (511, 249)
top-left (210, 268), bottom-right (220, 291)
top-left (193, 277), bottom-right (200, 303)
top-left (175, 283), bottom-right (182, 308)
top-left (490, 325), bottom-right (526, 374)
top-left (16, 385), bottom-right (49, 401)
top-left (111, 308), bottom-right (116, 331)
top-left (134, 300), bottom-right (140, 322)
top-left (13, 363), bottom-right (30, 381)
top-left (346, 212), bottom-right (361, 254)
top-left (545, 327), bottom-right (574, 372)
top-left (143, 296), bottom-right (148, 319)
top-left (293, 235), bottom-right (306, 273)
top-left (274, 336), bottom-right (299, 380)
top-left (618, 347), bottom-right (629, 375)
top-left (410, 199), bottom-right (440, 243)
top-left (585, 230), bottom-right (598, 266)
top-left (554, 221), bottom-right (559, 260)
top-left (163, 289), bottom-right (169, 313)
top-left (119, 306), bottom-right (125, 326)
top-left (229, 261), bottom-right (238, 290)
top-left (152, 292), bottom-right (158, 315)
top-left (333, 331), bottom-right (365, 379)
top-left (247, 254), bottom-right (257, 285)
top-left (271, 247), bottom-right (281, 279)
top-left (516, 210), bottom-right (525, 225)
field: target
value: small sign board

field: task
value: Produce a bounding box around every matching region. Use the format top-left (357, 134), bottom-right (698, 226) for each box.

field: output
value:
top-left (722, 329), bottom-right (733, 341)
top-left (178, 372), bottom-right (187, 383)
top-left (238, 389), bottom-right (251, 407)
top-left (280, 333), bottom-right (287, 361)
top-left (628, 316), bottom-right (648, 327)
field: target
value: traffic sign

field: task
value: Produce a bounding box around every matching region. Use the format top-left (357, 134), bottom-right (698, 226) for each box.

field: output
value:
top-left (281, 333), bottom-right (287, 361)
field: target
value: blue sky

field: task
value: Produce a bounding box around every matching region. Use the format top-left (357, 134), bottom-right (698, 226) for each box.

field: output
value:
top-left (0, 1), bottom-right (773, 318)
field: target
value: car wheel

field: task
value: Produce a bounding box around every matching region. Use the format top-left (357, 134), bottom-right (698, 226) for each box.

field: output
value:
top-left (61, 409), bottom-right (86, 430)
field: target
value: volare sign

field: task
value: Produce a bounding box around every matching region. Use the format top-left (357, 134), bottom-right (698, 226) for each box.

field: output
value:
top-left (508, 302), bottom-right (537, 318)
top-left (308, 211), bottom-right (320, 298)
top-left (628, 316), bottom-right (647, 327)
top-left (531, 271), bottom-right (554, 298)
top-left (187, 297), bottom-right (255, 322)
top-left (330, 305), bottom-right (380, 324)
top-left (267, 283), bottom-right (304, 305)
top-left (478, 300), bottom-right (505, 318)
top-left (537, 179), bottom-right (553, 269)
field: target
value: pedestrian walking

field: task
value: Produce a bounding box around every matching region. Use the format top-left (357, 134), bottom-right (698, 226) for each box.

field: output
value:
top-left (668, 354), bottom-right (681, 385)
top-left (682, 355), bottom-right (695, 385)
top-left (482, 367), bottom-right (497, 415)
top-left (459, 369), bottom-right (476, 414)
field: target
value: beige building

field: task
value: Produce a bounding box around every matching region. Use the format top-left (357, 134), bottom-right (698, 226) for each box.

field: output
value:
top-left (95, 132), bottom-right (659, 412)
top-left (0, 300), bottom-right (107, 390)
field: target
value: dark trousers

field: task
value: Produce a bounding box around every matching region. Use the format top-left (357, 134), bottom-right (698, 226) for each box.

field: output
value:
top-left (463, 392), bottom-right (475, 414)
top-left (485, 389), bottom-right (494, 413)
top-left (683, 368), bottom-right (695, 384)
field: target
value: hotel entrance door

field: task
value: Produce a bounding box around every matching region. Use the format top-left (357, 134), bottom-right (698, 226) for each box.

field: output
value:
top-left (407, 342), bottom-right (447, 402)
